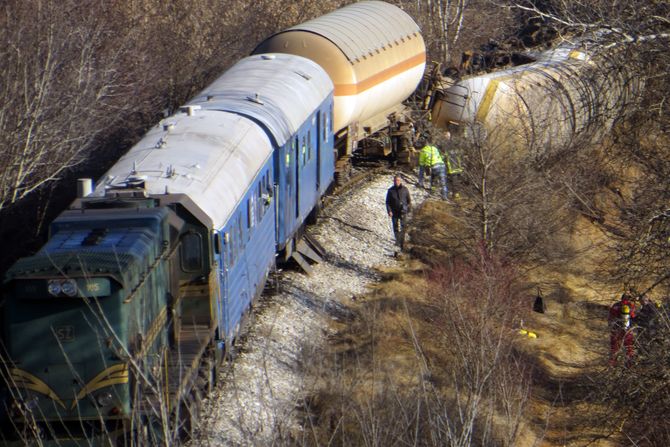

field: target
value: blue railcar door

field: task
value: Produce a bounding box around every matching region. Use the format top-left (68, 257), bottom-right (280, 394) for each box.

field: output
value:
top-left (285, 138), bottom-right (297, 234)
top-left (216, 235), bottom-right (228, 346)
top-left (297, 127), bottom-right (319, 220)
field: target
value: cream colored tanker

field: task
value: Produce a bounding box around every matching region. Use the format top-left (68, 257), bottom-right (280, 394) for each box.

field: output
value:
top-left (254, 1), bottom-right (426, 134)
top-left (432, 39), bottom-right (639, 156)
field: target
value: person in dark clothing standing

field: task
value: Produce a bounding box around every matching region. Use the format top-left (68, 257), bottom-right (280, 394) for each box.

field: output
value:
top-left (386, 174), bottom-right (412, 250)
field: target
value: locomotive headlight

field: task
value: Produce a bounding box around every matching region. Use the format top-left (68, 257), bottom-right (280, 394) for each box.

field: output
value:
top-left (61, 280), bottom-right (78, 297)
top-left (47, 280), bottom-right (62, 296)
top-left (96, 392), bottom-right (113, 407)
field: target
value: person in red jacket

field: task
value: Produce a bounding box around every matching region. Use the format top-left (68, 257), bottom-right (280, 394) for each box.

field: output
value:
top-left (608, 293), bottom-right (636, 366)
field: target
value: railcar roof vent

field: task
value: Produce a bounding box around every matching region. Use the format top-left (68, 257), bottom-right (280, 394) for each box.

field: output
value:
top-left (246, 93), bottom-right (264, 105)
top-left (155, 137), bottom-right (167, 148)
top-left (180, 105), bottom-right (201, 116)
top-left (82, 228), bottom-right (108, 246)
top-left (261, 54), bottom-right (276, 60)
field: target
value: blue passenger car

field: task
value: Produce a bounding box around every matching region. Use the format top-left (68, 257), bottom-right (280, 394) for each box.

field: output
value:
top-left (188, 53), bottom-right (335, 254)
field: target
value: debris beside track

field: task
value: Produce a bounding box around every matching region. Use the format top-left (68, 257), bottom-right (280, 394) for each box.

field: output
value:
top-left (194, 172), bottom-right (429, 445)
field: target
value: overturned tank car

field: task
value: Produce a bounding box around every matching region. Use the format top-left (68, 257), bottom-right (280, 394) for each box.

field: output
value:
top-left (431, 35), bottom-right (640, 158)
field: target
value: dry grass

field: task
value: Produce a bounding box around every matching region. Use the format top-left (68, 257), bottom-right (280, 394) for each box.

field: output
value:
top-left (306, 197), bottom-right (629, 446)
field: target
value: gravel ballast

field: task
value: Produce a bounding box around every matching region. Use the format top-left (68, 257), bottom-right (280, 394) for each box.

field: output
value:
top-left (194, 172), bottom-right (428, 446)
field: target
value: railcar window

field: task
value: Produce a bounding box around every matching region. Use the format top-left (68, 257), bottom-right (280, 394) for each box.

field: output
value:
top-left (288, 141), bottom-right (295, 169)
top-left (231, 219), bottom-right (237, 266)
top-left (180, 232), bottom-right (203, 272)
top-left (238, 216), bottom-right (244, 247)
top-left (307, 131), bottom-right (312, 161)
top-left (257, 183), bottom-right (263, 218)
top-left (235, 216), bottom-right (241, 263)
top-left (248, 196), bottom-right (256, 229)
top-left (230, 218), bottom-right (240, 265)
top-left (322, 113), bottom-right (327, 143)
top-left (301, 136), bottom-right (307, 166)
top-left (262, 173), bottom-right (271, 211)
top-left (226, 230), bottom-right (234, 268)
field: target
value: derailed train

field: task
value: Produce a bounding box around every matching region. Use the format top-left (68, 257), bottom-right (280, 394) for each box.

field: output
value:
top-left (431, 35), bottom-right (639, 157)
top-left (0, 2), bottom-right (425, 444)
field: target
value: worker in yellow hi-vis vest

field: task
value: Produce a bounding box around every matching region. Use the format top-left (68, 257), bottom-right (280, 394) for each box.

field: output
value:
top-left (417, 138), bottom-right (448, 200)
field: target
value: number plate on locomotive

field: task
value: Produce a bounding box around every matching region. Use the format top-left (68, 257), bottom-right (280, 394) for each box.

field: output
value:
top-left (55, 326), bottom-right (75, 342)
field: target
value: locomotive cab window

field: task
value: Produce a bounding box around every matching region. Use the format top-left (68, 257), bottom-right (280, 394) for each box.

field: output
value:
top-left (180, 232), bottom-right (203, 272)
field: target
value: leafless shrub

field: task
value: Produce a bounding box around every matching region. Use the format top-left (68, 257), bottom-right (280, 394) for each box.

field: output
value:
top-left (300, 249), bottom-right (532, 447)
top-left (397, 0), bottom-right (516, 64)
top-left (421, 249), bottom-right (532, 446)
top-left (0, 1), bottom-right (137, 212)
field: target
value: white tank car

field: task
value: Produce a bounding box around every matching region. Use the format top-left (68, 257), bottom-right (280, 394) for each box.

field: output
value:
top-left (432, 39), bottom-right (639, 156)
top-left (254, 1), bottom-right (426, 134)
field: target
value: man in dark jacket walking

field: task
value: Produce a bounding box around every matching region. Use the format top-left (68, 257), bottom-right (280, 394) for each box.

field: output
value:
top-left (386, 174), bottom-right (412, 250)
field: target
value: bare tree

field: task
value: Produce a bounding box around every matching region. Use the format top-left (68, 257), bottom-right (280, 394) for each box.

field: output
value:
top-left (397, 0), bottom-right (515, 64)
top-left (0, 1), bottom-right (133, 211)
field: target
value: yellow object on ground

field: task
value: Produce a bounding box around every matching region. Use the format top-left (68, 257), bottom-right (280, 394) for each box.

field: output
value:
top-left (518, 329), bottom-right (538, 338)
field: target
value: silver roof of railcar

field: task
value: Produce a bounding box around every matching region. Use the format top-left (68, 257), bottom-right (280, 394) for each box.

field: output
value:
top-left (188, 53), bottom-right (332, 147)
top-left (284, 1), bottom-right (421, 63)
top-left (92, 110), bottom-right (273, 230)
